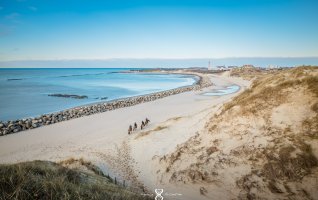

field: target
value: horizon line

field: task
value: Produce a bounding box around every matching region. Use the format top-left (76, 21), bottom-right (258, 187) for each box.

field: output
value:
top-left (1, 56), bottom-right (318, 62)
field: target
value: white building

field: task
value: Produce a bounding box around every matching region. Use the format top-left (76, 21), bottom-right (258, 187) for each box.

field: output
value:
top-left (208, 60), bottom-right (212, 70)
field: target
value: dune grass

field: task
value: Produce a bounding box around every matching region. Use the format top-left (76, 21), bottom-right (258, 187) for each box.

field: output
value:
top-left (263, 143), bottom-right (317, 181)
top-left (0, 160), bottom-right (151, 200)
top-left (223, 66), bottom-right (318, 116)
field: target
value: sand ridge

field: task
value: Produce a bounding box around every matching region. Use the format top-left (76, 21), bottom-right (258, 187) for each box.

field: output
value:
top-left (153, 67), bottom-right (318, 200)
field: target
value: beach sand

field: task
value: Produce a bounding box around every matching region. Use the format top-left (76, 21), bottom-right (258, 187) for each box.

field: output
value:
top-left (0, 73), bottom-right (250, 198)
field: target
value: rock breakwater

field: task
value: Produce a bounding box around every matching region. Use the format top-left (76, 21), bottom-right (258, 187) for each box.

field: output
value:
top-left (0, 73), bottom-right (212, 136)
top-left (48, 94), bottom-right (88, 99)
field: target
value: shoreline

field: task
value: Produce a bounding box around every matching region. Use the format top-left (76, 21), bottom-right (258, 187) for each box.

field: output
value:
top-left (0, 73), bottom-right (250, 198)
top-left (79, 72), bottom-right (200, 107)
top-left (0, 72), bottom-right (212, 136)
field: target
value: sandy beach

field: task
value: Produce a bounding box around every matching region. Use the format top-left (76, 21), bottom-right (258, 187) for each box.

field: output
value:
top-left (0, 73), bottom-right (249, 195)
top-left (1, 66), bottom-right (318, 200)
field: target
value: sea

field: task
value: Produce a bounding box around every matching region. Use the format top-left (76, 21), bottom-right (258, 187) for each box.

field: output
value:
top-left (0, 68), bottom-right (196, 121)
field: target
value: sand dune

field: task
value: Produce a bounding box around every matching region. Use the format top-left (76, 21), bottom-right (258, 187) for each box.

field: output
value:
top-left (154, 67), bottom-right (318, 199)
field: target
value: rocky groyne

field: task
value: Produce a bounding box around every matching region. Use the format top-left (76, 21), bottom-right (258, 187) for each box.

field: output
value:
top-left (48, 94), bottom-right (88, 99)
top-left (0, 73), bottom-right (212, 136)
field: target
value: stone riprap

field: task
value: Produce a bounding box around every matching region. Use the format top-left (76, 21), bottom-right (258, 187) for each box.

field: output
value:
top-left (0, 73), bottom-right (212, 136)
top-left (48, 94), bottom-right (88, 99)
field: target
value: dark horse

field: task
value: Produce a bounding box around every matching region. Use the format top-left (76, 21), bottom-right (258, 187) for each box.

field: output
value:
top-left (145, 118), bottom-right (150, 125)
top-left (141, 121), bottom-right (145, 130)
top-left (133, 122), bottom-right (137, 131)
top-left (128, 125), bottom-right (132, 135)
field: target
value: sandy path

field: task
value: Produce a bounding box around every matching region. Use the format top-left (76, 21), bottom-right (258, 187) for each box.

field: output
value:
top-left (0, 74), bottom-right (249, 197)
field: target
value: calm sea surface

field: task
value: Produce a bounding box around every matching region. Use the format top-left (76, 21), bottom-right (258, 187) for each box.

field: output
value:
top-left (0, 68), bottom-right (196, 121)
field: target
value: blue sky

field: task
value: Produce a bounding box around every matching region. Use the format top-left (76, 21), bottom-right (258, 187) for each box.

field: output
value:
top-left (0, 0), bottom-right (318, 61)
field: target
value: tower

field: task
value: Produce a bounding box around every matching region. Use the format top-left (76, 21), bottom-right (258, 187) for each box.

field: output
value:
top-left (208, 60), bottom-right (212, 70)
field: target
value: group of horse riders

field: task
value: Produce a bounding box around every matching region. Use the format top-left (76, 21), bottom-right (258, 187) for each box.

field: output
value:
top-left (128, 118), bottom-right (150, 135)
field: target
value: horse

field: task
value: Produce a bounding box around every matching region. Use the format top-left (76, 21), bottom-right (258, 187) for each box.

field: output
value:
top-left (145, 118), bottom-right (150, 125)
top-left (133, 122), bottom-right (137, 131)
top-left (141, 121), bottom-right (145, 130)
top-left (128, 125), bottom-right (132, 135)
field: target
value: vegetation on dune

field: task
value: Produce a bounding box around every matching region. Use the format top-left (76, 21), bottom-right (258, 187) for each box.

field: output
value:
top-left (0, 160), bottom-right (151, 200)
top-left (226, 66), bottom-right (318, 198)
top-left (263, 142), bottom-right (317, 181)
top-left (229, 65), bottom-right (280, 80)
top-left (159, 66), bottom-right (318, 199)
top-left (223, 66), bottom-right (318, 115)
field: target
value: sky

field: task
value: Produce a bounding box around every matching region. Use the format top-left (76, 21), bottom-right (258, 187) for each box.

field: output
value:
top-left (0, 0), bottom-right (318, 62)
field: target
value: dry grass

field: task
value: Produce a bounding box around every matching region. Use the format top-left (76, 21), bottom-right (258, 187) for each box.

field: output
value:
top-left (263, 143), bottom-right (317, 181)
top-left (223, 66), bottom-right (318, 116)
top-left (229, 66), bottom-right (268, 80)
top-left (304, 76), bottom-right (318, 96)
top-left (222, 84), bottom-right (287, 115)
top-left (302, 115), bottom-right (318, 139)
top-left (0, 160), bottom-right (152, 200)
top-left (59, 158), bottom-right (105, 177)
top-left (236, 138), bottom-right (318, 199)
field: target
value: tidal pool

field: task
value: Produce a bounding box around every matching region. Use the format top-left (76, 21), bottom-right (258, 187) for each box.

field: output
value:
top-left (203, 85), bottom-right (240, 96)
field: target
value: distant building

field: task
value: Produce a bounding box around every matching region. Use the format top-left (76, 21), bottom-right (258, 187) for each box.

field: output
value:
top-left (216, 65), bottom-right (227, 70)
top-left (242, 64), bottom-right (255, 68)
top-left (227, 66), bottom-right (238, 69)
top-left (267, 65), bottom-right (278, 69)
top-left (208, 60), bottom-right (212, 70)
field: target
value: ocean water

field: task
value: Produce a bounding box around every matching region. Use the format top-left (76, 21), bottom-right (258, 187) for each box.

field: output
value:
top-left (203, 85), bottom-right (240, 96)
top-left (0, 68), bottom-right (196, 121)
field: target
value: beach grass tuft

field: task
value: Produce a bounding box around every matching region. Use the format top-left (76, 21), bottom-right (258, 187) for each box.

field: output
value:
top-left (0, 160), bottom-right (151, 200)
